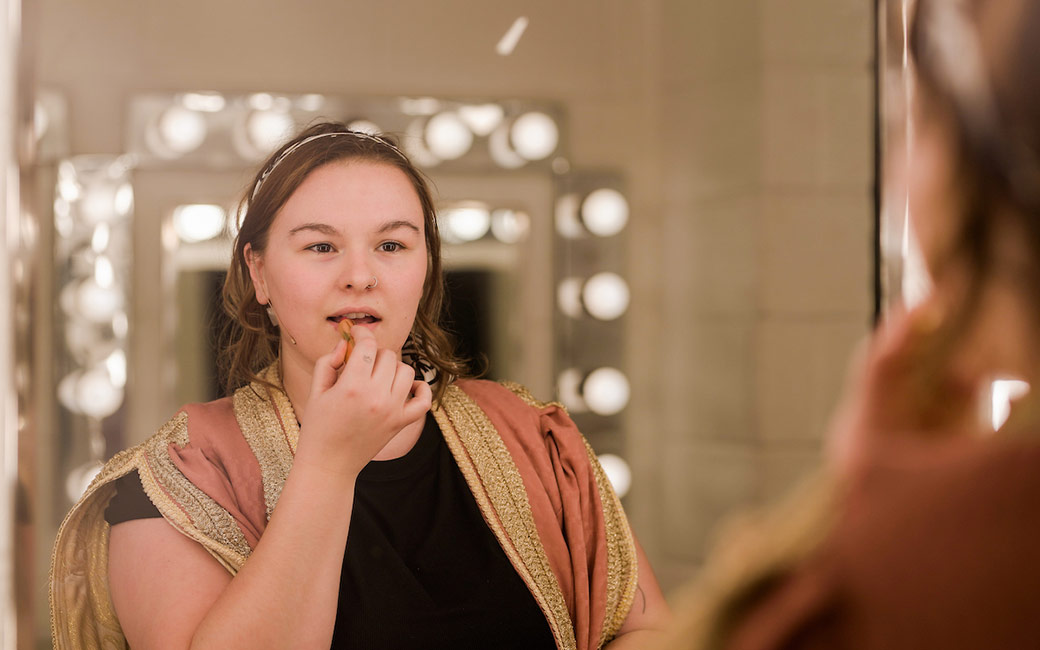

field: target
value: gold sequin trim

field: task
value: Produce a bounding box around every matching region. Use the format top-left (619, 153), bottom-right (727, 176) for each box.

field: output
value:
top-left (234, 367), bottom-right (299, 518)
top-left (434, 385), bottom-right (578, 650)
top-left (582, 438), bottom-right (639, 645)
top-left (140, 411), bottom-right (251, 568)
top-left (500, 380), bottom-right (567, 411)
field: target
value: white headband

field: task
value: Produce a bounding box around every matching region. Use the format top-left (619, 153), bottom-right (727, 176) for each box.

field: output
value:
top-left (250, 130), bottom-right (408, 200)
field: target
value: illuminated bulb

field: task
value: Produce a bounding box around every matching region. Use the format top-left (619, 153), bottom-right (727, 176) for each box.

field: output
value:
top-left (583, 367), bottom-right (630, 416)
top-left (555, 193), bottom-right (584, 239)
top-left (556, 277), bottom-right (584, 319)
top-left (402, 118), bottom-right (442, 168)
top-left (94, 255), bottom-right (115, 288)
top-left (76, 367), bottom-right (124, 419)
top-left (597, 454), bottom-right (632, 498)
top-left (582, 273), bottom-right (630, 320)
top-left (511, 112), bottom-right (559, 161)
top-left (557, 368), bottom-right (588, 412)
top-left (442, 206), bottom-right (491, 243)
top-left (181, 92), bottom-right (226, 113)
top-left (34, 99), bottom-right (49, 141)
top-left (489, 209), bottom-right (530, 244)
top-left (488, 124), bottom-right (526, 169)
top-left (248, 93), bottom-right (275, 111)
top-left (157, 106), bottom-right (207, 154)
top-left (992, 379), bottom-right (1030, 431)
top-left (112, 312), bottom-right (129, 339)
top-left (297, 94), bottom-right (326, 111)
top-left (247, 109), bottom-right (294, 154)
top-left (66, 460), bottom-right (104, 502)
top-left (114, 183), bottom-right (134, 217)
top-left (459, 104), bottom-right (505, 136)
top-left (347, 119), bottom-right (381, 135)
top-left (581, 188), bottom-right (629, 237)
top-left (80, 183), bottom-right (120, 225)
top-left (425, 112), bottom-right (473, 160)
top-left (173, 204), bottom-right (227, 243)
top-left (76, 278), bottom-right (124, 323)
top-left (105, 349), bottom-right (128, 388)
top-left (57, 372), bottom-right (80, 412)
top-left (91, 223), bottom-right (111, 253)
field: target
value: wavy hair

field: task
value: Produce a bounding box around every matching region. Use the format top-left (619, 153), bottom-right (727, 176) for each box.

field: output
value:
top-left (217, 121), bottom-right (470, 403)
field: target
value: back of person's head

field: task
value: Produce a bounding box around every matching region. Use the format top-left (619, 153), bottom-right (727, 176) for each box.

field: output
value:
top-left (219, 122), bottom-right (469, 400)
top-left (910, 0), bottom-right (1040, 303)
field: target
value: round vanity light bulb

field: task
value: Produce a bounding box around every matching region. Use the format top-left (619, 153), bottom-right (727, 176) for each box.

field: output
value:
top-left (76, 366), bottom-right (124, 419)
top-left (488, 124), bottom-right (526, 169)
top-left (441, 206), bottom-right (491, 243)
top-left (581, 188), bottom-right (629, 237)
top-left (458, 103), bottom-right (505, 136)
top-left (79, 182), bottom-right (122, 225)
top-left (157, 106), bottom-right (207, 154)
top-left (583, 367), bottom-right (630, 416)
top-left (556, 368), bottom-right (588, 412)
top-left (557, 277), bottom-right (585, 319)
top-left (582, 272), bottom-right (630, 320)
top-left (66, 460), bottom-right (105, 502)
top-left (76, 277), bottom-right (124, 323)
top-left (425, 112), bottom-right (473, 160)
top-left (247, 109), bottom-right (295, 154)
top-left (490, 209), bottom-right (530, 244)
top-left (347, 119), bottom-right (381, 135)
top-left (510, 111), bottom-right (559, 161)
top-left (173, 204), bottom-right (227, 243)
top-left (597, 453), bottom-right (632, 498)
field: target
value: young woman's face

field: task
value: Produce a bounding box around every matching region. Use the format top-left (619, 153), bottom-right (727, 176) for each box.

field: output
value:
top-left (246, 160), bottom-right (428, 367)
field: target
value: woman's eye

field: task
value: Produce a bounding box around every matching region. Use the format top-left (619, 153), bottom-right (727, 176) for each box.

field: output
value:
top-left (379, 241), bottom-right (403, 253)
top-left (308, 243), bottom-right (334, 254)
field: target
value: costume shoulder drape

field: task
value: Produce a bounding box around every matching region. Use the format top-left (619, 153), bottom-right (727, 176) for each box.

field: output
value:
top-left (50, 368), bottom-right (637, 650)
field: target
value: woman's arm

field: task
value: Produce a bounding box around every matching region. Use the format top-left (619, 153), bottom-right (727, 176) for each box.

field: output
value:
top-left (604, 533), bottom-right (672, 648)
top-left (108, 331), bottom-right (432, 650)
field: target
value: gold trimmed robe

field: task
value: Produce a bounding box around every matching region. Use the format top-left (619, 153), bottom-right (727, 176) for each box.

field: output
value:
top-left (50, 368), bottom-right (637, 650)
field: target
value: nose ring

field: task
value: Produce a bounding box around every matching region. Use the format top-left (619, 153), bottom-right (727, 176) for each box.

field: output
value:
top-left (365, 276), bottom-right (378, 290)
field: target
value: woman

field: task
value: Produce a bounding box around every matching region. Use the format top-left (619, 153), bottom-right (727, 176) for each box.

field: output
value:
top-left (659, 0), bottom-right (1040, 648)
top-left (51, 122), bottom-right (670, 649)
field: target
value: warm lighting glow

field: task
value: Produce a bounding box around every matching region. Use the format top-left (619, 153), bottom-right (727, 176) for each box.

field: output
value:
top-left (114, 183), bottom-right (134, 217)
top-left (557, 368), bottom-right (588, 412)
top-left (91, 223), bottom-right (110, 253)
top-left (583, 367), bottom-right (630, 416)
top-left (94, 256), bottom-right (115, 288)
top-left (66, 460), bottom-right (104, 501)
top-left (181, 92), bottom-right (226, 113)
top-left (511, 112), bottom-right (558, 161)
top-left (557, 277), bottom-right (584, 319)
top-left (297, 94), bottom-right (326, 112)
top-left (80, 183), bottom-right (121, 225)
top-left (488, 124), bottom-right (526, 169)
top-left (582, 272), bottom-right (630, 320)
top-left (173, 204), bottom-right (227, 243)
top-left (425, 112), bottom-right (473, 160)
top-left (441, 205), bottom-right (491, 243)
top-left (992, 379), bottom-right (1030, 431)
top-left (75, 367), bottom-right (124, 419)
top-left (581, 188), bottom-right (629, 237)
top-left (597, 453), bottom-right (632, 498)
top-left (490, 209), bottom-right (530, 243)
top-left (75, 278), bottom-right (124, 323)
top-left (105, 349), bottom-right (128, 388)
top-left (555, 193), bottom-right (584, 238)
top-left (246, 109), bottom-right (295, 154)
top-left (156, 106), bottom-right (207, 154)
top-left (459, 104), bottom-right (505, 136)
top-left (347, 119), bottom-right (382, 135)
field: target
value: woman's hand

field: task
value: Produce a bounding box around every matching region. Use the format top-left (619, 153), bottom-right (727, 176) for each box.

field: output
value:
top-left (295, 327), bottom-right (433, 478)
top-left (826, 300), bottom-right (982, 471)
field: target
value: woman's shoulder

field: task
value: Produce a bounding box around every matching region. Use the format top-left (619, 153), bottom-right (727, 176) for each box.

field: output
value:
top-left (452, 378), bottom-right (565, 413)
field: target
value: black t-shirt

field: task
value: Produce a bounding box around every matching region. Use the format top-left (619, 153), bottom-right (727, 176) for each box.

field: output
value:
top-left (105, 414), bottom-right (556, 649)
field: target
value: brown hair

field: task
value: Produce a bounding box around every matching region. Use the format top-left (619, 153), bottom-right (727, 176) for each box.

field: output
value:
top-left (907, 0), bottom-right (1040, 344)
top-left (218, 121), bottom-right (470, 402)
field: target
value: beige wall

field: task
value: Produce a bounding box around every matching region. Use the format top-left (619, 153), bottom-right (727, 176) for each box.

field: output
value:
top-left (36, 0), bottom-right (873, 606)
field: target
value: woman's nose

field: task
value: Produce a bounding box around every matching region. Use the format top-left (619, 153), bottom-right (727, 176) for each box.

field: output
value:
top-left (338, 256), bottom-right (376, 290)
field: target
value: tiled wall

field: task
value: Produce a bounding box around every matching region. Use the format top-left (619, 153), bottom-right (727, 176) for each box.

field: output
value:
top-left (629, 0), bottom-right (874, 594)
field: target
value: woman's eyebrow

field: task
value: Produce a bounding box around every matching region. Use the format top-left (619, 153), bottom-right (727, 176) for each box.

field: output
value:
top-left (288, 222), bottom-right (340, 237)
top-left (378, 220), bottom-right (421, 235)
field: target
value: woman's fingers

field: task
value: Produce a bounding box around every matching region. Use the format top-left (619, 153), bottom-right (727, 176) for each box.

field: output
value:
top-left (311, 339), bottom-right (349, 392)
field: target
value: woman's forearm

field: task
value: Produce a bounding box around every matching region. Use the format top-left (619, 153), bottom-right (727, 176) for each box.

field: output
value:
top-left (189, 460), bottom-right (357, 649)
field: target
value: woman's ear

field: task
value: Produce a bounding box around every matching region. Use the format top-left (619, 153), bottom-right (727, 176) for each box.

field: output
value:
top-left (244, 243), bottom-right (269, 306)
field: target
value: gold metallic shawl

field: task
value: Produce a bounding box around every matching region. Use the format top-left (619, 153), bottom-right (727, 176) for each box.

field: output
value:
top-left (50, 368), bottom-right (636, 649)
